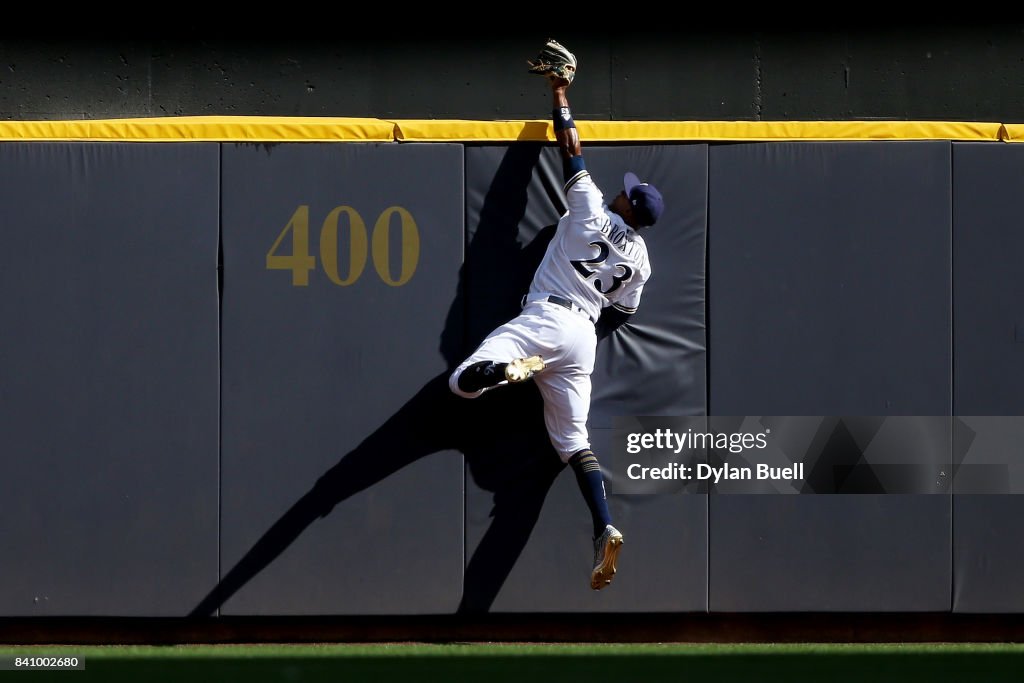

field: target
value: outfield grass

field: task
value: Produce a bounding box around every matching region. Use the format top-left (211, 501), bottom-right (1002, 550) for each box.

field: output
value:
top-left (1, 642), bottom-right (1023, 682)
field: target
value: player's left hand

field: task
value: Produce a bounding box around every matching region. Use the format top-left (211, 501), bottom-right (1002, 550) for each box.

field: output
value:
top-left (527, 38), bottom-right (577, 84)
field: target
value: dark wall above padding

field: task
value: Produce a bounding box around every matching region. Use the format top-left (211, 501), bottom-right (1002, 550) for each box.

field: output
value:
top-left (4, 27), bottom-right (1024, 121)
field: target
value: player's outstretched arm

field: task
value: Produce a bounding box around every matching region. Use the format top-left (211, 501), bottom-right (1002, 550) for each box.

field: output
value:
top-left (551, 79), bottom-right (585, 184)
top-left (552, 79), bottom-right (581, 161)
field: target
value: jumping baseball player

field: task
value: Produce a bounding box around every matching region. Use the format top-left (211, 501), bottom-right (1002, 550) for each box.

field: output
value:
top-left (449, 40), bottom-right (664, 591)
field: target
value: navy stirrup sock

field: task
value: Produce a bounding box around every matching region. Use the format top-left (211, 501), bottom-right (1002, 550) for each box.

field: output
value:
top-left (568, 449), bottom-right (613, 538)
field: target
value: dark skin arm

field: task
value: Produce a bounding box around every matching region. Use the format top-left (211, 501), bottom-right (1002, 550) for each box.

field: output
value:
top-left (551, 79), bottom-right (581, 161)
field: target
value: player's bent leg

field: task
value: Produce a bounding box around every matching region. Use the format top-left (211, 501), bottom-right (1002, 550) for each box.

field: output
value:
top-left (448, 321), bottom-right (538, 398)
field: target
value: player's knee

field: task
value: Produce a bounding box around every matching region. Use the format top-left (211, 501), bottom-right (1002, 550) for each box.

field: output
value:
top-left (449, 368), bottom-right (482, 399)
top-left (568, 448), bottom-right (597, 468)
top-left (557, 442), bottom-right (592, 464)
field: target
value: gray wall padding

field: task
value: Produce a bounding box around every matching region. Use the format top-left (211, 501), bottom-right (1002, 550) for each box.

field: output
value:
top-left (954, 495), bottom-right (1024, 613)
top-left (212, 143), bottom-right (466, 615)
top-left (954, 418), bottom-right (1024, 609)
top-left (710, 496), bottom-right (951, 612)
top-left (952, 143), bottom-right (1024, 612)
top-left (708, 141), bottom-right (952, 417)
top-left (952, 143), bottom-right (1024, 415)
top-left (707, 141), bottom-right (952, 611)
top-left (458, 144), bottom-right (708, 612)
top-left (10, 136), bottom-right (1024, 617)
top-left (0, 142), bottom-right (220, 615)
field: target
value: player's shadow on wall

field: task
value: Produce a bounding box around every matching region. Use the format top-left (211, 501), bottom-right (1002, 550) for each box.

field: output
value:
top-left (190, 143), bottom-right (566, 617)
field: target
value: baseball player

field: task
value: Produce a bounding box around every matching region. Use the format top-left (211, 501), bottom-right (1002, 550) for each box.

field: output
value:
top-left (449, 41), bottom-right (664, 591)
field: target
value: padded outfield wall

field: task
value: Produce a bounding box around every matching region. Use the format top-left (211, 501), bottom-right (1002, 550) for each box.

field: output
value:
top-left (1, 119), bottom-right (1023, 617)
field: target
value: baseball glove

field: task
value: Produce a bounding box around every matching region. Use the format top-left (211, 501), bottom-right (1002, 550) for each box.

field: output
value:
top-left (527, 38), bottom-right (577, 84)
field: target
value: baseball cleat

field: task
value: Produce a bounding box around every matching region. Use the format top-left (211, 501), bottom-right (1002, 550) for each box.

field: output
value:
top-left (590, 524), bottom-right (624, 590)
top-left (505, 355), bottom-right (545, 383)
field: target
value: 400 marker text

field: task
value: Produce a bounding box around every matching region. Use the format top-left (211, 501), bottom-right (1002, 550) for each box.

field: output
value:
top-left (266, 205), bottom-right (420, 287)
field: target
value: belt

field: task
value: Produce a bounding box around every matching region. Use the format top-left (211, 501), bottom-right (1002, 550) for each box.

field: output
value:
top-left (524, 293), bottom-right (595, 324)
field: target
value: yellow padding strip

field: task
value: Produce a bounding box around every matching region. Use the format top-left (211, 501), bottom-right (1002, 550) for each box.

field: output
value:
top-left (397, 119), bottom-right (1005, 142)
top-left (0, 116), bottom-right (396, 142)
top-left (0, 116), bottom-right (1007, 143)
top-left (392, 119), bottom-right (555, 142)
top-left (1001, 124), bottom-right (1024, 142)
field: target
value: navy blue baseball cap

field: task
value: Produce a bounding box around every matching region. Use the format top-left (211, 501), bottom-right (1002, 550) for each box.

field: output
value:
top-left (623, 172), bottom-right (664, 227)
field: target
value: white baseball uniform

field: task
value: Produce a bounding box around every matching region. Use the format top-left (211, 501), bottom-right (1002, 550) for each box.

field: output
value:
top-left (450, 167), bottom-right (652, 462)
